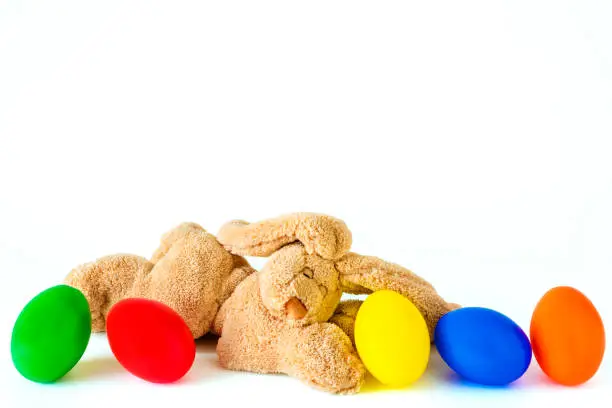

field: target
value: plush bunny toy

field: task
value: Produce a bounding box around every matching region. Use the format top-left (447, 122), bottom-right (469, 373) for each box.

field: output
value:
top-left (64, 213), bottom-right (455, 394)
top-left (212, 213), bottom-right (456, 394)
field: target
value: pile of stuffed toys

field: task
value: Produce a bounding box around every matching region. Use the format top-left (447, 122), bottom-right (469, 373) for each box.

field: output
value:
top-left (11, 213), bottom-right (606, 394)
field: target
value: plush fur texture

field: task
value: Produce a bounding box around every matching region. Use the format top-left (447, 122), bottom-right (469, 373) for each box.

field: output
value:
top-left (214, 213), bottom-right (456, 393)
top-left (64, 213), bottom-right (455, 394)
top-left (64, 222), bottom-right (255, 338)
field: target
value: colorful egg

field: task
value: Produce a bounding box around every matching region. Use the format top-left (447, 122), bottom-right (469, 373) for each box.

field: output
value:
top-left (435, 307), bottom-right (532, 386)
top-left (11, 285), bottom-right (92, 383)
top-left (355, 290), bottom-right (430, 386)
top-left (107, 298), bottom-right (195, 383)
top-left (530, 286), bottom-right (605, 385)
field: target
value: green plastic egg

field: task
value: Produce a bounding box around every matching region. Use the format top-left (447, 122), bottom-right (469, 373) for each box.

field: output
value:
top-left (11, 285), bottom-right (92, 383)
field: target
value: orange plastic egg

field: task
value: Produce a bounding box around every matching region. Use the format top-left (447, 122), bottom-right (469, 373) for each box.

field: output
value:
top-left (530, 286), bottom-right (605, 385)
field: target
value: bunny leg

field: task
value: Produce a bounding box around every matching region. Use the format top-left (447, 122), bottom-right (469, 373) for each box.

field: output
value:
top-left (65, 254), bottom-right (154, 331)
top-left (329, 299), bottom-right (362, 345)
top-left (279, 323), bottom-right (365, 394)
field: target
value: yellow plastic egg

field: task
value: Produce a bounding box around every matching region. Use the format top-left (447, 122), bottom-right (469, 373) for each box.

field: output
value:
top-left (355, 290), bottom-right (430, 386)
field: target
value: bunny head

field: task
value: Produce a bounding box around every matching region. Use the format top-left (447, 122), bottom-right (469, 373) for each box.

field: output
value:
top-left (217, 215), bottom-right (351, 327)
top-left (217, 213), bottom-right (455, 337)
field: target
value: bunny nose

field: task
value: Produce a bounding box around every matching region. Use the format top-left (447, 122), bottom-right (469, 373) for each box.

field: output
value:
top-left (285, 297), bottom-right (308, 320)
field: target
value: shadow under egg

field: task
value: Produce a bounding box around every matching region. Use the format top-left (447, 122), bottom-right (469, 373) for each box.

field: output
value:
top-left (61, 357), bottom-right (125, 382)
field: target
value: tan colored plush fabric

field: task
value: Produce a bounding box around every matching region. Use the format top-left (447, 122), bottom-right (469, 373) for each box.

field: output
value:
top-left (217, 213), bottom-right (352, 260)
top-left (214, 213), bottom-right (456, 394)
top-left (328, 300), bottom-right (363, 344)
top-left (335, 253), bottom-right (457, 337)
top-left (64, 222), bottom-right (255, 338)
top-left (64, 213), bottom-right (455, 394)
top-left (214, 272), bottom-right (365, 394)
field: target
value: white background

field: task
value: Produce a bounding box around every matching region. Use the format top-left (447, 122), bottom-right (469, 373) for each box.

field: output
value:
top-left (1, 1), bottom-right (611, 407)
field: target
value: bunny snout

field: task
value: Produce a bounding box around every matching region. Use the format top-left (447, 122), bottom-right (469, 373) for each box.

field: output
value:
top-left (283, 268), bottom-right (342, 326)
top-left (285, 297), bottom-right (308, 320)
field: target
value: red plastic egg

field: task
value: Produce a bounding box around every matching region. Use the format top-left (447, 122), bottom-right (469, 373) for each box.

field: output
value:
top-left (107, 298), bottom-right (195, 383)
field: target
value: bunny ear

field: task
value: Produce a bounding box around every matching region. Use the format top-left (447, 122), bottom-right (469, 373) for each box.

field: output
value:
top-left (335, 253), bottom-right (457, 338)
top-left (216, 213), bottom-right (352, 260)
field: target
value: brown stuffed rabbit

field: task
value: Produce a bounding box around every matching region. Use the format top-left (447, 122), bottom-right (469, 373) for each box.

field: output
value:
top-left (64, 213), bottom-right (454, 394)
top-left (213, 213), bottom-right (456, 394)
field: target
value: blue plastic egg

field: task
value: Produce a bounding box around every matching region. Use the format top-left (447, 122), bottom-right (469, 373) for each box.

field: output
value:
top-left (435, 307), bottom-right (532, 386)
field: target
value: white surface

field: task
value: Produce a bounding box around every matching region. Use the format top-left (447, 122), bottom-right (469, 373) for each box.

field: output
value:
top-left (1, 1), bottom-right (611, 407)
